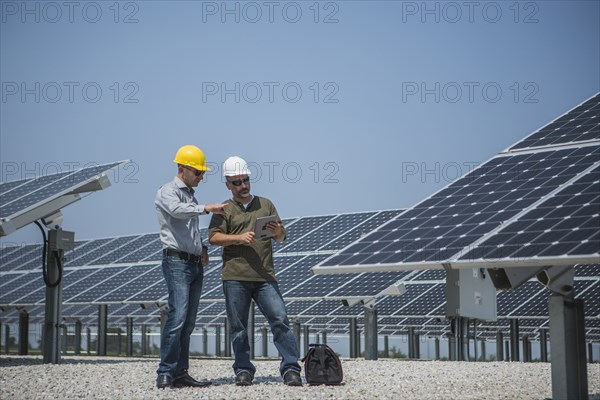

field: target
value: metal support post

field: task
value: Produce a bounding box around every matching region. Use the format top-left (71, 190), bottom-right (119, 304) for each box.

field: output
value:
top-left (293, 319), bottom-right (301, 355)
top-left (414, 330), bottom-right (420, 360)
top-left (141, 324), bottom-right (147, 356)
top-left (523, 335), bottom-right (531, 362)
top-left (224, 318), bottom-right (231, 357)
top-left (496, 331), bottom-right (503, 361)
top-left (18, 309), bottom-right (29, 355)
top-left (448, 333), bottom-right (456, 361)
top-left (473, 322), bottom-right (478, 362)
top-left (117, 330), bottom-right (122, 355)
top-left (509, 319), bottom-right (519, 361)
top-left (364, 306), bottom-right (378, 360)
top-left (480, 340), bottom-right (486, 361)
top-left (464, 319), bottom-right (470, 361)
top-left (349, 318), bottom-right (357, 358)
top-left (383, 336), bottom-right (389, 358)
top-left (504, 341), bottom-right (509, 362)
top-left (42, 228), bottom-right (73, 364)
top-left (203, 327), bottom-right (208, 356)
top-left (126, 318), bottom-right (133, 356)
top-left (549, 295), bottom-right (588, 400)
top-left (322, 331), bottom-right (327, 346)
top-left (97, 305), bottom-right (108, 356)
top-left (434, 337), bottom-right (440, 360)
top-left (407, 327), bottom-right (414, 359)
top-left (262, 326), bottom-right (268, 357)
top-left (303, 325), bottom-right (310, 357)
top-left (540, 329), bottom-right (548, 362)
top-left (74, 320), bottom-right (81, 355)
top-left (86, 327), bottom-right (91, 355)
top-left (61, 325), bottom-right (67, 355)
top-left (4, 325), bottom-right (10, 354)
top-left (454, 317), bottom-right (468, 361)
top-left (589, 342), bottom-right (594, 364)
top-left (216, 325), bottom-right (222, 357)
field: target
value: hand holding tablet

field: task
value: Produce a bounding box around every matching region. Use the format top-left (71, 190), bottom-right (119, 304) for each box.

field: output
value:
top-left (254, 215), bottom-right (279, 239)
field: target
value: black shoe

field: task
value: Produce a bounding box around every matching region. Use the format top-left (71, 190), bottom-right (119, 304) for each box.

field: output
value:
top-left (173, 373), bottom-right (212, 388)
top-left (283, 370), bottom-right (303, 386)
top-left (235, 371), bottom-right (253, 386)
top-left (156, 374), bottom-right (174, 389)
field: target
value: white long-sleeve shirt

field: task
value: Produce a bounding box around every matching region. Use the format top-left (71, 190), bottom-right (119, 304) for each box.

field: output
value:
top-left (155, 177), bottom-right (208, 255)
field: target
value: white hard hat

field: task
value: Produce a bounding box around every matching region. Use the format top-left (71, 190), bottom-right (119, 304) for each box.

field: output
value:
top-left (223, 156), bottom-right (252, 177)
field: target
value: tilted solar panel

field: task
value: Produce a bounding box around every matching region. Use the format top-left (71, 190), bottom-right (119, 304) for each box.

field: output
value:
top-left (314, 93), bottom-right (600, 274)
top-left (0, 162), bottom-right (123, 220)
top-left (510, 93), bottom-right (599, 150)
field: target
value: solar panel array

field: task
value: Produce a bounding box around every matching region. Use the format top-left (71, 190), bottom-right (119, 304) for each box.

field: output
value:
top-left (1, 213), bottom-right (598, 341)
top-left (0, 210), bottom-right (403, 320)
top-left (314, 93), bottom-right (599, 273)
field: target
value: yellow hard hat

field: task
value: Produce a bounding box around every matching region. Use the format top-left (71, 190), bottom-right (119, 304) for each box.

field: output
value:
top-left (173, 145), bottom-right (212, 171)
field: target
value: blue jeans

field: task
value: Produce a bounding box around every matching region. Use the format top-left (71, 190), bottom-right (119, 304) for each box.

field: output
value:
top-left (223, 280), bottom-right (301, 377)
top-left (157, 256), bottom-right (204, 378)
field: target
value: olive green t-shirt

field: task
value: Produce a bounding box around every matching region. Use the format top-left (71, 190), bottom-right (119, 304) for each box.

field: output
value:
top-left (208, 196), bottom-right (285, 282)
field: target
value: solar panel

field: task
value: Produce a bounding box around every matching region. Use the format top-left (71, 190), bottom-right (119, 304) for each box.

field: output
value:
top-left (0, 272), bottom-right (44, 304)
top-left (273, 215), bottom-right (336, 253)
top-left (8, 270), bottom-right (77, 305)
top-left (64, 238), bottom-right (115, 267)
top-left (197, 302), bottom-right (226, 316)
top-left (278, 212), bottom-right (375, 253)
top-left (320, 210), bottom-right (404, 251)
top-left (302, 299), bottom-right (347, 316)
top-left (62, 267), bottom-right (116, 303)
top-left (125, 279), bottom-right (167, 303)
top-left (190, 260), bottom-right (227, 300)
top-left (90, 234), bottom-right (155, 265)
top-left (1, 161), bottom-right (127, 236)
top-left (95, 264), bottom-right (163, 303)
top-left (510, 93), bottom-right (599, 150)
top-left (0, 245), bottom-right (41, 272)
top-left (314, 94), bottom-right (600, 274)
top-left (276, 255), bottom-right (328, 296)
top-left (459, 164), bottom-right (599, 262)
top-left (72, 235), bottom-right (140, 266)
top-left (68, 265), bottom-right (154, 304)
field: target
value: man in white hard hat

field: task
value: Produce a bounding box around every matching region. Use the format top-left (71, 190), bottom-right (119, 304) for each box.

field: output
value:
top-left (208, 156), bottom-right (303, 387)
top-left (155, 145), bottom-right (227, 389)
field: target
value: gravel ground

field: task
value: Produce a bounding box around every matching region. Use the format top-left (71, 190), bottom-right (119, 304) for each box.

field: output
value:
top-left (1, 355), bottom-right (599, 399)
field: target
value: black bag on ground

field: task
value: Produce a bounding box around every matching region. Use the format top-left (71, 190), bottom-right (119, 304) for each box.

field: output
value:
top-left (301, 343), bottom-right (343, 385)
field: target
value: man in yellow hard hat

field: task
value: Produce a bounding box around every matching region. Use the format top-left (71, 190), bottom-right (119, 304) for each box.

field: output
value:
top-left (155, 145), bottom-right (227, 389)
top-left (208, 156), bottom-right (303, 387)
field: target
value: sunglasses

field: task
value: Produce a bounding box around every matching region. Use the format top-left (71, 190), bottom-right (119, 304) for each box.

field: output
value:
top-left (228, 177), bottom-right (250, 186)
top-left (184, 166), bottom-right (204, 177)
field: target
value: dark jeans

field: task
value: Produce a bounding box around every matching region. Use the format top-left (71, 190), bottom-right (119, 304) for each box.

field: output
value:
top-left (223, 280), bottom-right (301, 376)
top-left (156, 256), bottom-right (204, 378)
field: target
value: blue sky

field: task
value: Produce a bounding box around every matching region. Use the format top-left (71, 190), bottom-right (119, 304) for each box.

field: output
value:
top-left (1, 0), bottom-right (599, 245)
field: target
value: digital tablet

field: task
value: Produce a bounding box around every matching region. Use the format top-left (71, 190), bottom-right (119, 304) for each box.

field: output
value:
top-left (254, 215), bottom-right (278, 239)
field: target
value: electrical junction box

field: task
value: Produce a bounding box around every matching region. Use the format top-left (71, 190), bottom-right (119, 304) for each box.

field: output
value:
top-left (445, 268), bottom-right (497, 321)
top-left (48, 229), bottom-right (75, 252)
